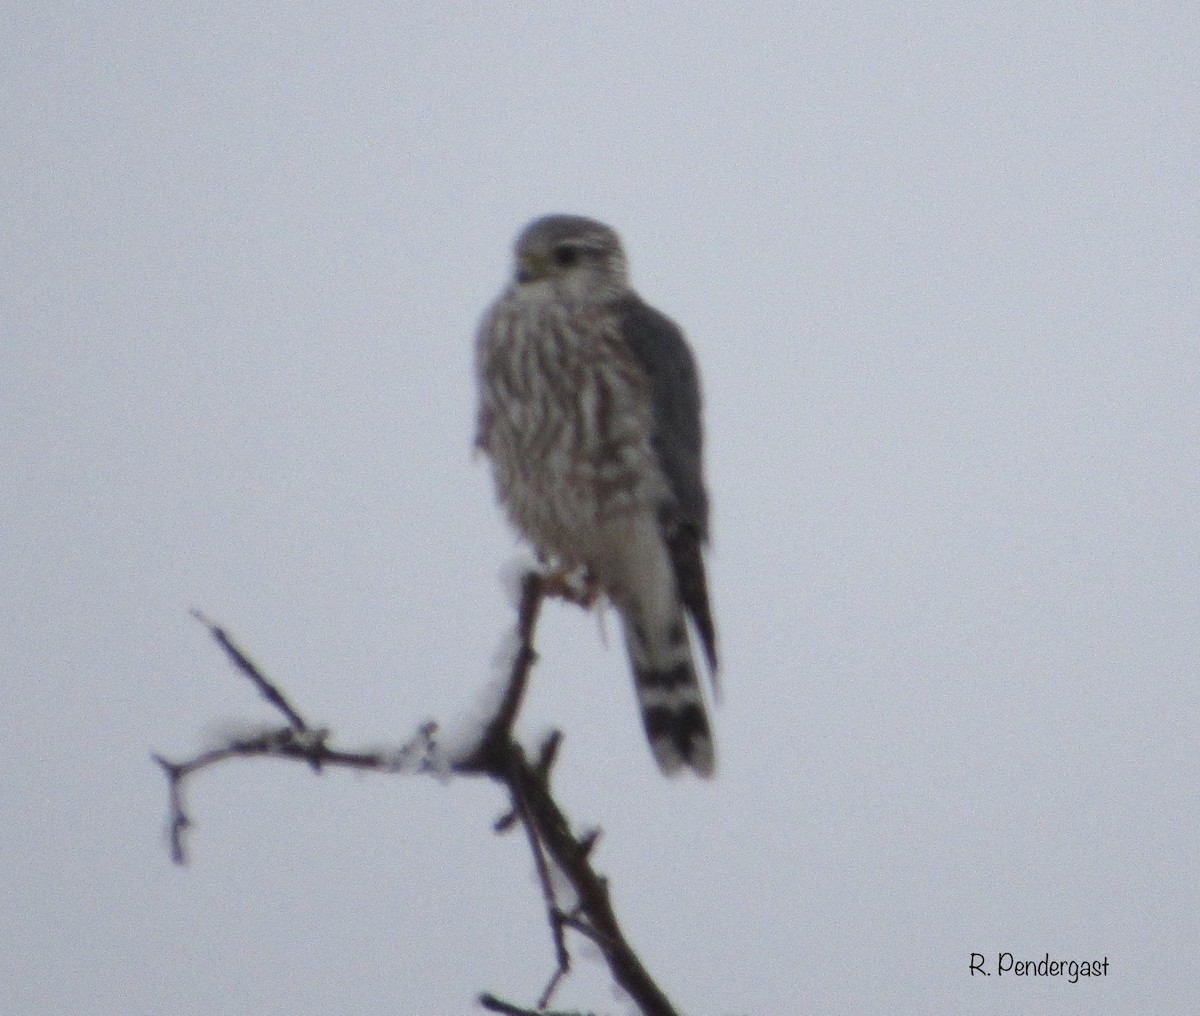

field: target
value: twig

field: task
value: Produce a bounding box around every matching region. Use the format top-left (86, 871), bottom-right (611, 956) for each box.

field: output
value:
top-left (189, 608), bottom-right (309, 733)
top-left (508, 753), bottom-right (572, 1008)
top-left (478, 992), bottom-right (596, 1016)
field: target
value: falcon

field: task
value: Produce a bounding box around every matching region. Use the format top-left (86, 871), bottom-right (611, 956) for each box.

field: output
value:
top-left (475, 215), bottom-right (717, 776)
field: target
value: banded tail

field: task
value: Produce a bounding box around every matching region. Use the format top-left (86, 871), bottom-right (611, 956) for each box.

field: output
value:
top-left (622, 609), bottom-right (715, 777)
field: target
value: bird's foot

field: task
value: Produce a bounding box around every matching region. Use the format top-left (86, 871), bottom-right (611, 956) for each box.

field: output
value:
top-left (540, 567), bottom-right (600, 608)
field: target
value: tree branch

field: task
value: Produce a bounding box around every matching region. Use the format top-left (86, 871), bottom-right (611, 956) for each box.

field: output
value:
top-left (155, 570), bottom-right (681, 1016)
top-left (189, 608), bottom-right (311, 733)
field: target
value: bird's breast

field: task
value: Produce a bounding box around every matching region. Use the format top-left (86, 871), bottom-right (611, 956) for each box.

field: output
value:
top-left (476, 298), bottom-right (670, 564)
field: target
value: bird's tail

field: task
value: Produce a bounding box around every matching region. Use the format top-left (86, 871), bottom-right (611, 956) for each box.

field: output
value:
top-left (621, 608), bottom-right (715, 777)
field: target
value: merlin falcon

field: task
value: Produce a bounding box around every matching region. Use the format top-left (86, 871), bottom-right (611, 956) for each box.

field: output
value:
top-left (474, 214), bottom-right (718, 776)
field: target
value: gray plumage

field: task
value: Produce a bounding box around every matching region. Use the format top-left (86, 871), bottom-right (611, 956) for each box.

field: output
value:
top-left (474, 214), bottom-right (717, 776)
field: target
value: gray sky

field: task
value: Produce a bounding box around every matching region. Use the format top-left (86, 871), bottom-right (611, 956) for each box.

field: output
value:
top-left (4, 4), bottom-right (1198, 1014)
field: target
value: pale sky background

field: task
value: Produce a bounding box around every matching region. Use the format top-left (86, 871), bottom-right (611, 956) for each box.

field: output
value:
top-left (3, 4), bottom-right (1198, 1015)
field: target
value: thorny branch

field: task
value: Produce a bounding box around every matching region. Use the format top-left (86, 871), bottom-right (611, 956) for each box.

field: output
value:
top-left (155, 571), bottom-right (680, 1016)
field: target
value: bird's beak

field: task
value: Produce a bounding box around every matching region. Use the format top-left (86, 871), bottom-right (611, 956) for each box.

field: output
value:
top-left (516, 252), bottom-right (549, 284)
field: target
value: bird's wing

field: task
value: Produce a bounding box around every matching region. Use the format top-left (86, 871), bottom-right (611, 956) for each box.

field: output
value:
top-left (614, 296), bottom-right (708, 537)
top-left (615, 295), bottom-right (717, 674)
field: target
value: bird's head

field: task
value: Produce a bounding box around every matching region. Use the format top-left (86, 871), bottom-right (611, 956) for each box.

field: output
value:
top-left (511, 214), bottom-right (630, 303)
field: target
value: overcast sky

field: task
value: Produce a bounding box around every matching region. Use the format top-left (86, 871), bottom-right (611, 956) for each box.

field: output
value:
top-left (4, 4), bottom-right (1198, 1014)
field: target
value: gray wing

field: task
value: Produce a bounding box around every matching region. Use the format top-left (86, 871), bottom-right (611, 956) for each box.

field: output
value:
top-left (615, 295), bottom-right (709, 538)
top-left (616, 295), bottom-right (717, 673)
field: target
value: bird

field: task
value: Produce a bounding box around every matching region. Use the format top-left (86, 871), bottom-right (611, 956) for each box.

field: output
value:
top-left (474, 214), bottom-right (717, 776)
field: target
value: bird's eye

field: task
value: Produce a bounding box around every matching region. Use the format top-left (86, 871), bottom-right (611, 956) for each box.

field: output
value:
top-left (552, 245), bottom-right (580, 267)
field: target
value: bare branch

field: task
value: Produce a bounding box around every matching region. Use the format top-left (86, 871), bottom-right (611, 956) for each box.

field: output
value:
top-left (478, 992), bottom-right (596, 1016)
top-left (462, 570), bottom-right (545, 767)
top-left (509, 769), bottom-right (572, 1007)
top-left (189, 608), bottom-right (309, 734)
top-left (158, 571), bottom-right (681, 1016)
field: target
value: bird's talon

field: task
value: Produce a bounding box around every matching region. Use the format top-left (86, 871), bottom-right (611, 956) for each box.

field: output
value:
top-left (541, 568), bottom-right (599, 608)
